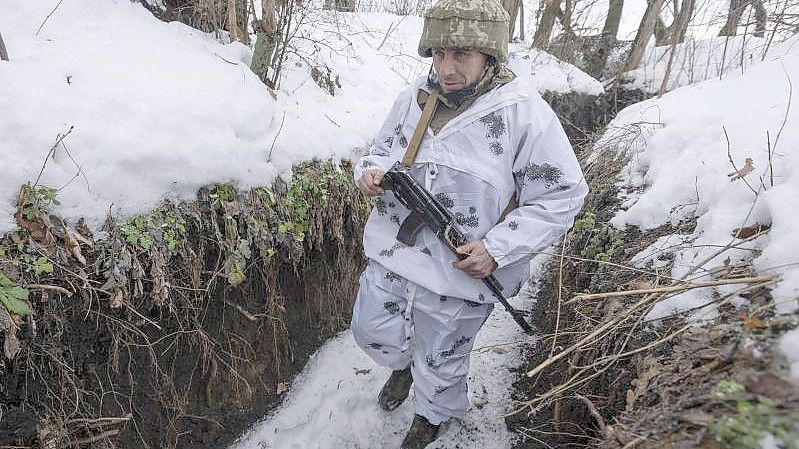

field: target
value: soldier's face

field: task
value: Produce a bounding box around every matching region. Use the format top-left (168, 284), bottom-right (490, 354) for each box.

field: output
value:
top-left (431, 47), bottom-right (488, 93)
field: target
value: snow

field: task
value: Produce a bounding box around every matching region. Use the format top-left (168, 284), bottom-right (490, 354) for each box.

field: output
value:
top-left (779, 327), bottom-right (799, 381)
top-left (230, 255), bottom-right (549, 449)
top-left (623, 36), bottom-right (771, 93)
top-left (508, 45), bottom-right (605, 95)
top-left (0, 0), bottom-right (600, 236)
top-left (599, 34), bottom-right (799, 318)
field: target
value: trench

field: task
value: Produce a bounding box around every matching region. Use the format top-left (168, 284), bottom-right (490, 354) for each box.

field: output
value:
top-left (506, 87), bottom-right (659, 449)
top-left (0, 87), bottom-right (652, 449)
top-left (0, 162), bottom-right (370, 449)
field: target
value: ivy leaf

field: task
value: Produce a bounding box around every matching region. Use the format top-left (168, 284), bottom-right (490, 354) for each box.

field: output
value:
top-left (0, 288), bottom-right (32, 316)
top-left (0, 273), bottom-right (32, 316)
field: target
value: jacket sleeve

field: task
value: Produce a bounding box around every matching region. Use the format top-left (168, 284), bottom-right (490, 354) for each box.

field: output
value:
top-left (482, 101), bottom-right (589, 268)
top-left (353, 90), bottom-right (412, 183)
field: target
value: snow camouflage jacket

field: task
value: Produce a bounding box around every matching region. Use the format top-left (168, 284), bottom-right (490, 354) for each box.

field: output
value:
top-left (354, 74), bottom-right (589, 304)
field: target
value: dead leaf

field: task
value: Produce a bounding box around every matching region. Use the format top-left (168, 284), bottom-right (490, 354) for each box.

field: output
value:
top-left (745, 372), bottom-right (799, 399)
top-left (727, 158), bottom-right (754, 181)
top-left (731, 223), bottom-right (769, 239)
top-left (276, 382), bottom-right (288, 395)
top-left (679, 409), bottom-right (714, 426)
top-left (63, 227), bottom-right (86, 265)
top-left (707, 265), bottom-right (733, 279)
top-left (4, 331), bottom-right (21, 359)
top-left (742, 313), bottom-right (766, 331)
top-left (1, 307), bottom-right (21, 359)
top-left (627, 279), bottom-right (656, 290)
top-left (0, 306), bottom-right (11, 333)
top-left (76, 218), bottom-right (93, 241)
top-left (109, 290), bottom-right (124, 309)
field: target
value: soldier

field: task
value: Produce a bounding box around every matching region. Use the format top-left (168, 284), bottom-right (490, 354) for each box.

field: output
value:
top-left (351, 0), bottom-right (589, 447)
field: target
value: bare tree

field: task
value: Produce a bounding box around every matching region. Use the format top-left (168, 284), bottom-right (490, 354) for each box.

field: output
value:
top-left (533, 0), bottom-right (574, 48)
top-left (654, 0), bottom-right (695, 45)
top-left (625, 0), bottom-right (667, 71)
top-left (0, 31), bottom-right (8, 61)
top-left (159, 0), bottom-right (250, 43)
top-left (226, 0), bottom-right (246, 43)
top-left (581, 0), bottom-right (625, 78)
top-left (323, 0), bottom-right (354, 11)
top-left (501, 0), bottom-right (523, 40)
top-left (251, 0), bottom-right (278, 84)
top-left (603, 0), bottom-right (624, 38)
top-left (719, 0), bottom-right (767, 37)
top-left (658, 0), bottom-right (694, 93)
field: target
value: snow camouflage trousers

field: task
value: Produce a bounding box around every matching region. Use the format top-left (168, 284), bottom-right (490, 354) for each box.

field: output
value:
top-left (351, 261), bottom-right (493, 425)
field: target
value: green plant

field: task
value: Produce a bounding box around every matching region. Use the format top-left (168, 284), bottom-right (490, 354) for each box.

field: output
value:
top-left (20, 184), bottom-right (60, 220)
top-left (31, 256), bottom-right (53, 276)
top-left (0, 272), bottom-right (31, 316)
top-left (711, 397), bottom-right (799, 449)
top-left (209, 184), bottom-right (236, 211)
top-left (576, 214), bottom-right (624, 262)
top-left (120, 207), bottom-right (186, 251)
top-left (121, 215), bottom-right (155, 249)
top-left (712, 380), bottom-right (745, 398)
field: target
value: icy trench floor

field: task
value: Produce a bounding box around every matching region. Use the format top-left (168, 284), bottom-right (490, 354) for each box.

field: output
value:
top-left (228, 276), bottom-right (540, 449)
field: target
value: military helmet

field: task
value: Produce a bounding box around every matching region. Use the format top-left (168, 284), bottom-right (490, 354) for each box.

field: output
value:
top-left (418, 0), bottom-right (510, 63)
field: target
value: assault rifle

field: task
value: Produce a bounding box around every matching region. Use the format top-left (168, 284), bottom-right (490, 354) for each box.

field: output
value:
top-left (381, 162), bottom-right (534, 334)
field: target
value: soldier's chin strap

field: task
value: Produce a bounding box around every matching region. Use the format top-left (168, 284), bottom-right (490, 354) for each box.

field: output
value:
top-left (402, 90), bottom-right (439, 167)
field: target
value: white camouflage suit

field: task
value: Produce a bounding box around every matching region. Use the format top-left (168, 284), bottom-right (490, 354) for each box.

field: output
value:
top-left (351, 73), bottom-right (589, 425)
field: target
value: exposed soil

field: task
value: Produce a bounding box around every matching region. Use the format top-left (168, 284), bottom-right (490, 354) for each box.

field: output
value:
top-left (508, 87), bottom-right (799, 449)
top-left (0, 161), bottom-right (369, 449)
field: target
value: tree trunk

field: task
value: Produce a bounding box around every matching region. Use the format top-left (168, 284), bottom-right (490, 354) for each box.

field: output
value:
top-left (751, 0), bottom-right (767, 37)
top-left (602, 0), bottom-right (624, 38)
top-left (583, 0), bottom-right (623, 78)
top-left (0, 31), bottom-right (8, 61)
top-left (251, 0), bottom-right (278, 83)
top-left (719, 0), bottom-right (766, 36)
top-left (226, 0), bottom-right (248, 44)
top-left (658, 0), bottom-right (694, 93)
top-left (675, 0), bottom-right (695, 42)
top-left (625, 0), bottom-right (666, 71)
top-left (719, 0), bottom-right (744, 36)
top-left (654, 16), bottom-right (670, 45)
top-left (502, 0), bottom-right (522, 40)
top-left (532, 0), bottom-right (562, 48)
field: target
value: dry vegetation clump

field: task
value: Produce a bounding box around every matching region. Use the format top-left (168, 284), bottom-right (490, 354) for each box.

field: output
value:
top-left (0, 160), bottom-right (369, 449)
top-left (507, 120), bottom-right (795, 449)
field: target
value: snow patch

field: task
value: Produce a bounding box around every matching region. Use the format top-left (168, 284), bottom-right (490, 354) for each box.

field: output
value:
top-left (779, 327), bottom-right (799, 381)
top-left (231, 253), bottom-right (551, 448)
top-left (602, 37), bottom-right (799, 317)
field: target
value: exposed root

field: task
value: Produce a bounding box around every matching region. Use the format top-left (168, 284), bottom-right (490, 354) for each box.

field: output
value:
top-left (0, 160), bottom-right (369, 449)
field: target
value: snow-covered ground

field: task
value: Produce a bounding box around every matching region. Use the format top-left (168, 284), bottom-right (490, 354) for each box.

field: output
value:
top-left (0, 0), bottom-right (601, 236)
top-left (623, 35), bottom-right (788, 93)
top-left (230, 256), bottom-right (548, 449)
top-left (596, 36), bottom-right (799, 396)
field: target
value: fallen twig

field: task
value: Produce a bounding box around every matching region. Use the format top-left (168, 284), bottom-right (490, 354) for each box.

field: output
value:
top-left (26, 284), bottom-right (73, 295)
top-left (569, 275), bottom-right (774, 303)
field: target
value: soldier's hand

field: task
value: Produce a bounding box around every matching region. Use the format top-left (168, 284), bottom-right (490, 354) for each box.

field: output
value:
top-left (453, 241), bottom-right (497, 279)
top-left (357, 169), bottom-right (385, 197)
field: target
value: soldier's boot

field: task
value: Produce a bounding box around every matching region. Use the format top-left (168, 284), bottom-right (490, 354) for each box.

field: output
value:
top-left (378, 366), bottom-right (413, 411)
top-left (400, 414), bottom-right (440, 449)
